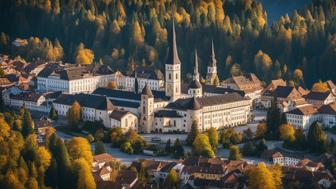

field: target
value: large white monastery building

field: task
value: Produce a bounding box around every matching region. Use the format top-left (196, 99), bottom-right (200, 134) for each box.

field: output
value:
top-left (36, 63), bottom-right (114, 94)
top-left (138, 22), bottom-right (252, 133)
top-left (3, 21), bottom-right (254, 133)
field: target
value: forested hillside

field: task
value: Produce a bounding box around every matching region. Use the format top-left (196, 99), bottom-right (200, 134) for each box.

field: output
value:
top-left (0, 0), bottom-right (335, 86)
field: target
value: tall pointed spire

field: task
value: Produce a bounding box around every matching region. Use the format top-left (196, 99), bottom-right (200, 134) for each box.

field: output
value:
top-left (166, 20), bottom-right (181, 65)
top-left (193, 49), bottom-right (200, 81)
top-left (209, 40), bottom-right (217, 67)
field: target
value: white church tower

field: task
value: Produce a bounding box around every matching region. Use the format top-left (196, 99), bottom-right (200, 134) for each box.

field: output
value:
top-left (206, 40), bottom-right (219, 85)
top-left (165, 21), bottom-right (181, 101)
top-left (140, 84), bottom-right (154, 133)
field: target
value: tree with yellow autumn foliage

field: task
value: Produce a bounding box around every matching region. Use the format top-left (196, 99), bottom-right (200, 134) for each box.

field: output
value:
top-left (312, 80), bottom-right (329, 93)
top-left (192, 133), bottom-right (215, 158)
top-left (75, 43), bottom-right (94, 65)
top-left (73, 158), bottom-right (96, 189)
top-left (293, 69), bottom-right (304, 86)
top-left (67, 137), bottom-right (93, 164)
top-left (248, 162), bottom-right (276, 189)
top-left (255, 123), bottom-right (267, 139)
top-left (279, 124), bottom-right (296, 144)
top-left (254, 50), bottom-right (273, 81)
top-left (67, 101), bottom-right (81, 129)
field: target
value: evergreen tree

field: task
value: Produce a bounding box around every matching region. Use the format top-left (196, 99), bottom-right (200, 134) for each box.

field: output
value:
top-left (294, 127), bottom-right (306, 149)
top-left (307, 122), bottom-right (327, 154)
top-left (49, 105), bottom-right (58, 121)
top-left (243, 128), bottom-right (254, 141)
top-left (256, 139), bottom-right (268, 156)
top-left (45, 158), bottom-right (58, 188)
top-left (280, 113), bottom-right (288, 125)
top-left (165, 139), bottom-right (171, 154)
top-left (94, 141), bottom-right (106, 155)
top-left (266, 96), bottom-right (281, 139)
top-left (54, 139), bottom-right (73, 189)
top-left (173, 138), bottom-right (184, 159)
top-left (22, 107), bottom-right (34, 138)
top-left (186, 120), bottom-right (199, 146)
top-left (242, 141), bottom-right (256, 156)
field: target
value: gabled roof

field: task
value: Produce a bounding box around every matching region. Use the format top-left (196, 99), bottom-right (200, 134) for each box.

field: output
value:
top-left (92, 87), bottom-right (170, 102)
top-left (296, 86), bottom-right (310, 96)
top-left (109, 99), bottom-right (140, 108)
top-left (10, 92), bottom-right (44, 102)
top-left (129, 67), bottom-right (164, 80)
top-left (93, 87), bottom-right (141, 101)
top-left (112, 170), bottom-right (137, 189)
top-left (166, 93), bottom-right (248, 110)
top-left (93, 153), bottom-right (114, 163)
top-left (38, 64), bottom-right (113, 80)
top-left (222, 73), bottom-right (263, 92)
top-left (273, 86), bottom-right (296, 98)
top-left (110, 109), bottom-right (134, 121)
top-left (304, 91), bottom-right (333, 101)
top-left (326, 80), bottom-right (336, 90)
top-left (37, 63), bottom-right (64, 78)
top-left (202, 84), bottom-right (245, 96)
top-left (54, 93), bottom-right (113, 111)
top-left (154, 110), bottom-right (183, 118)
top-left (166, 97), bottom-right (201, 110)
top-left (318, 102), bottom-right (336, 115)
top-left (264, 79), bottom-right (286, 92)
top-left (0, 77), bottom-right (13, 86)
top-left (286, 105), bottom-right (318, 116)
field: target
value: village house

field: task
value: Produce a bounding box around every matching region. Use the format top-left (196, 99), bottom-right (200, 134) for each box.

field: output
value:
top-left (286, 102), bottom-right (336, 129)
top-left (282, 166), bottom-right (335, 189)
top-left (109, 109), bottom-right (138, 132)
top-left (296, 159), bottom-right (325, 172)
top-left (2, 90), bottom-right (50, 112)
top-left (112, 170), bottom-right (138, 189)
top-left (286, 105), bottom-right (319, 130)
top-left (261, 150), bottom-right (301, 166)
top-left (261, 85), bottom-right (307, 112)
top-left (318, 102), bottom-right (336, 127)
top-left (304, 91), bottom-right (336, 108)
top-left (92, 153), bottom-right (115, 171)
top-left (53, 93), bottom-right (138, 129)
top-left (221, 73), bottom-right (263, 103)
top-left (263, 79), bottom-right (287, 92)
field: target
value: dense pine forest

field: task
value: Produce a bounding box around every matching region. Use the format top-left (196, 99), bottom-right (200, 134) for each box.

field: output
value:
top-left (0, 0), bottom-right (335, 86)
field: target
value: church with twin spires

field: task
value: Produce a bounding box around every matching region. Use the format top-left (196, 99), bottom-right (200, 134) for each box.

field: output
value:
top-left (139, 21), bottom-right (252, 133)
